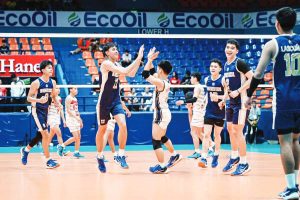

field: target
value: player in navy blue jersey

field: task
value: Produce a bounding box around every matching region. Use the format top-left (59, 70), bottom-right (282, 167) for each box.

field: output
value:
top-left (20, 60), bottom-right (60, 169)
top-left (246, 7), bottom-right (300, 199)
top-left (222, 39), bottom-right (254, 176)
top-left (198, 59), bottom-right (226, 168)
top-left (96, 42), bottom-right (144, 173)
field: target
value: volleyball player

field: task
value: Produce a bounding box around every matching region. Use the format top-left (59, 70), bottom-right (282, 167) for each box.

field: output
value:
top-left (96, 43), bottom-right (144, 173)
top-left (246, 7), bottom-right (299, 199)
top-left (47, 86), bottom-right (69, 156)
top-left (57, 87), bottom-right (84, 158)
top-left (223, 39), bottom-right (253, 176)
top-left (20, 60), bottom-right (60, 169)
top-left (198, 59), bottom-right (226, 168)
top-left (143, 47), bottom-right (182, 174)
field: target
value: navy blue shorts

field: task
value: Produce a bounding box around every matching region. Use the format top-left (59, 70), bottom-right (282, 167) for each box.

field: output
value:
top-left (204, 117), bottom-right (224, 127)
top-left (99, 102), bottom-right (125, 125)
top-left (273, 110), bottom-right (300, 135)
top-left (226, 104), bottom-right (249, 125)
top-left (32, 107), bottom-right (48, 131)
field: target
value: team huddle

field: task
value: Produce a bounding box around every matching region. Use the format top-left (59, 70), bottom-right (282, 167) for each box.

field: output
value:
top-left (19, 7), bottom-right (299, 200)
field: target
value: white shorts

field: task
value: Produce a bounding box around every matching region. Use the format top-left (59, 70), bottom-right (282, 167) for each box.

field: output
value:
top-left (191, 111), bottom-right (204, 128)
top-left (47, 115), bottom-right (61, 128)
top-left (107, 119), bottom-right (116, 132)
top-left (66, 118), bottom-right (81, 133)
top-left (153, 109), bottom-right (171, 130)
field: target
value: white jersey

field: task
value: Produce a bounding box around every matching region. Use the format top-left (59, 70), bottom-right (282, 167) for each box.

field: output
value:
top-left (152, 80), bottom-right (171, 130)
top-left (47, 96), bottom-right (62, 128)
top-left (192, 84), bottom-right (206, 113)
top-left (48, 96), bottom-right (62, 119)
top-left (65, 95), bottom-right (79, 120)
top-left (152, 80), bottom-right (170, 110)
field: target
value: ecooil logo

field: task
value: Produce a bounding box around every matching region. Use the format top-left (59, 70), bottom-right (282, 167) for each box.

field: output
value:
top-left (68, 12), bottom-right (81, 26)
top-left (157, 13), bottom-right (170, 27)
top-left (242, 14), bottom-right (253, 28)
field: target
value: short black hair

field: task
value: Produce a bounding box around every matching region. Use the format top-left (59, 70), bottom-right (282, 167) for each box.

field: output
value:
top-left (191, 72), bottom-right (201, 82)
top-left (158, 60), bottom-right (172, 75)
top-left (226, 39), bottom-right (240, 50)
top-left (276, 7), bottom-right (297, 32)
top-left (40, 60), bottom-right (53, 70)
top-left (102, 42), bottom-right (117, 57)
top-left (10, 73), bottom-right (16, 79)
top-left (185, 70), bottom-right (191, 76)
top-left (210, 58), bottom-right (222, 68)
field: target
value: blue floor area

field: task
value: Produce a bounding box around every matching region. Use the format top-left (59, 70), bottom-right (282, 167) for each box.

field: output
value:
top-left (0, 144), bottom-right (280, 154)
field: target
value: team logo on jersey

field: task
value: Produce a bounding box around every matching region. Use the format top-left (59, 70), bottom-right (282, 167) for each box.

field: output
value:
top-left (46, 84), bottom-right (48, 87)
top-left (212, 82), bottom-right (215, 86)
top-left (42, 123), bottom-right (46, 128)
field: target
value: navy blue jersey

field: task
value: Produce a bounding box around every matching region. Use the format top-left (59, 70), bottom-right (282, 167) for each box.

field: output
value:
top-left (36, 78), bottom-right (53, 110)
top-left (204, 75), bottom-right (225, 120)
top-left (273, 34), bottom-right (300, 112)
top-left (224, 57), bottom-right (251, 105)
top-left (99, 62), bottom-right (121, 107)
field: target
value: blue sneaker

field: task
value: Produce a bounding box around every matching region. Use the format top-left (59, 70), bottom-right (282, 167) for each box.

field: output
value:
top-left (278, 185), bottom-right (300, 199)
top-left (46, 159), bottom-right (60, 169)
top-left (63, 149), bottom-right (70, 156)
top-left (211, 155), bottom-right (219, 168)
top-left (279, 187), bottom-right (299, 200)
top-left (187, 152), bottom-right (201, 159)
top-left (166, 154), bottom-right (183, 168)
top-left (20, 147), bottom-right (29, 165)
top-left (208, 149), bottom-right (214, 157)
top-left (73, 152), bottom-right (85, 158)
top-left (198, 157), bottom-right (208, 168)
top-left (149, 164), bottom-right (168, 174)
top-left (115, 155), bottom-right (129, 169)
top-left (231, 163), bottom-right (251, 176)
top-left (223, 157), bottom-right (240, 172)
top-left (57, 144), bottom-right (64, 157)
top-left (97, 157), bottom-right (106, 173)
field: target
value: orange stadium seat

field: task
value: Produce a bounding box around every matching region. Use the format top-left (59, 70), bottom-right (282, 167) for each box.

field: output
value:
top-left (264, 72), bottom-right (273, 82)
top-left (8, 38), bottom-right (17, 44)
top-left (35, 51), bottom-right (45, 55)
top-left (10, 51), bottom-right (19, 55)
top-left (19, 38), bottom-right (29, 44)
top-left (43, 44), bottom-right (53, 51)
top-left (21, 44), bottom-right (30, 51)
top-left (32, 44), bottom-right (42, 51)
top-left (45, 51), bottom-right (55, 56)
top-left (82, 51), bottom-right (92, 59)
top-left (30, 38), bottom-right (40, 45)
top-left (24, 51), bottom-right (31, 55)
top-left (85, 59), bottom-right (96, 67)
top-left (9, 44), bottom-right (18, 51)
top-left (42, 38), bottom-right (51, 45)
top-left (94, 51), bottom-right (104, 59)
top-left (88, 66), bottom-right (98, 75)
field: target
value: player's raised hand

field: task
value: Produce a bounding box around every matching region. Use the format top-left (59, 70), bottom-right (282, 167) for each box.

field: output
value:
top-left (147, 47), bottom-right (159, 61)
top-left (137, 44), bottom-right (144, 60)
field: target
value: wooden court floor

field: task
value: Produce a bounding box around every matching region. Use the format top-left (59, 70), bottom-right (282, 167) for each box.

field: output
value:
top-left (0, 149), bottom-right (292, 200)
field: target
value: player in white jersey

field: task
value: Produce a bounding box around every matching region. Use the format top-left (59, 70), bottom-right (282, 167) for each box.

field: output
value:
top-left (142, 47), bottom-right (182, 174)
top-left (176, 72), bottom-right (215, 158)
top-left (57, 87), bottom-right (84, 158)
top-left (47, 86), bottom-right (69, 156)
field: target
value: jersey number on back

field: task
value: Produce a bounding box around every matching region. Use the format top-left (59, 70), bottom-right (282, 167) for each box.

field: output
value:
top-left (284, 53), bottom-right (300, 76)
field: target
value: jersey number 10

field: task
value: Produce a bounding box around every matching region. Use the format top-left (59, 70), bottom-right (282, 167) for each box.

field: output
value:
top-left (284, 53), bottom-right (300, 76)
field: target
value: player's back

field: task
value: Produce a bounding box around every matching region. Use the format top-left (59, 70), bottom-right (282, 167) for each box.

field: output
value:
top-left (153, 80), bottom-right (170, 110)
top-left (99, 61), bottom-right (121, 106)
top-left (48, 96), bottom-right (61, 117)
top-left (35, 78), bottom-right (53, 110)
top-left (273, 34), bottom-right (300, 111)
